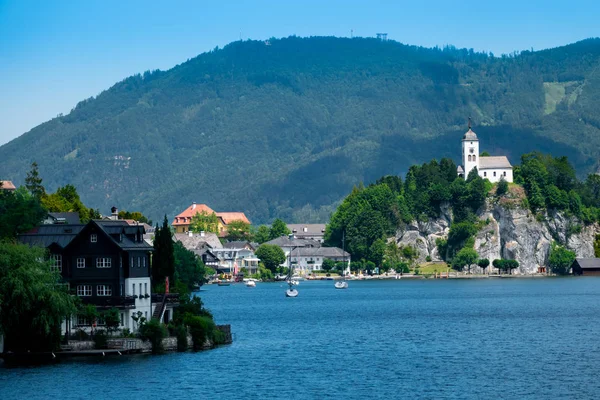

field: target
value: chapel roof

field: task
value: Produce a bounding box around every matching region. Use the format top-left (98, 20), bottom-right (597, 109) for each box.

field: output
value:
top-left (462, 129), bottom-right (478, 140)
top-left (479, 156), bottom-right (512, 169)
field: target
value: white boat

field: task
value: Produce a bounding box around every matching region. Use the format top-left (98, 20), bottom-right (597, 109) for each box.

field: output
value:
top-left (287, 279), bottom-right (299, 286)
top-left (335, 231), bottom-right (349, 289)
top-left (245, 280), bottom-right (256, 287)
top-left (286, 288), bottom-right (299, 297)
top-left (285, 234), bottom-right (299, 298)
top-left (334, 281), bottom-right (348, 289)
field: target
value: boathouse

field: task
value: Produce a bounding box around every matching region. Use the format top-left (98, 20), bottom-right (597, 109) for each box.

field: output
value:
top-left (571, 258), bottom-right (600, 276)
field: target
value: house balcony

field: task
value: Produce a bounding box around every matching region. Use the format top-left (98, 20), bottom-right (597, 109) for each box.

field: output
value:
top-left (81, 295), bottom-right (136, 309)
top-left (151, 293), bottom-right (180, 306)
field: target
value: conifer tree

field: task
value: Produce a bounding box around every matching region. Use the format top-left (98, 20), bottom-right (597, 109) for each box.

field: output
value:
top-left (25, 161), bottom-right (45, 199)
top-left (152, 216), bottom-right (175, 289)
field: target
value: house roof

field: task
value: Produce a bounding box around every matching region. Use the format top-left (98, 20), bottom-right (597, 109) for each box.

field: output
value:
top-left (19, 224), bottom-right (84, 248)
top-left (574, 258), bottom-right (600, 269)
top-left (479, 156), bottom-right (512, 169)
top-left (172, 203), bottom-right (215, 225)
top-left (47, 212), bottom-right (81, 224)
top-left (0, 180), bottom-right (16, 190)
top-left (216, 212), bottom-right (251, 225)
top-left (287, 224), bottom-right (326, 237)
top-left (174, 232), bottom-right (223, 250)
top-left (293, 247), bottom-right (350, 258)
top-left (462, 129), bottom-right (478, 141)
top-left (223, 241), bottom-right (256, 250)
top-left (265, 236), bottom-right (322, 248)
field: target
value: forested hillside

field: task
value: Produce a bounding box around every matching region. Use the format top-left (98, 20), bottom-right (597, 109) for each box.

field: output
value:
top-left (1, 36), bottom-right (600, 223)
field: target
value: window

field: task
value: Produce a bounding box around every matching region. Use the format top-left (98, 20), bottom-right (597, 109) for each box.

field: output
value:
top-left (142, 257), bottom-right (146, 268)
top-left (51, 254), bottom-right (62, 272)
top-left (504, 171), bottom-right (507, 176)
top-left (468, 155), bottom-right (472, 161)
top-left (484, 172), bottom-right (487, 177)
top-left (145, 311), bottom-right (148, 320)
top-left (97, 285), bottom-right (112, 296)
top-left (120, 313), bottom-right (124, 326)
top-left (77, 285), bottom-right (92, 296)
top-left (144, 282), bottom-right (148, 295)
top-left (77, 315), bottom-right (88, 326)
top-left (77, 257), bottom-right (85, 268)
top-left (90, 234), bottom-right (97, 243)
top-left (473, 155), bottom-right (476, 162)
top-left (96, 257), bottom-right (112, 268)
top-left (131, 256), bottom-right (134, 267)
top-left (132, 284), bottom-right (136, 296)
top-left (137, 257), bottom-right (141, 268)
top-left (493, 171), bottom-right (497, 177)
top-left (139, 283), bottom-right (142, 296)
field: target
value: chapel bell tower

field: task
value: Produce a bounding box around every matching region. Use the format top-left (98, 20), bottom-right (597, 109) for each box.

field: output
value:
top-left (462, 118), bottom-right (480, 179)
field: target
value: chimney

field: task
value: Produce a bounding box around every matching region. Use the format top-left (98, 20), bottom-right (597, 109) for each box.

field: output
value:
top-left (192, 202), bottom-right (196, 210)
top-left (111, 206), bottom-right (118, 220)
top-left (200, 231), bottom-right (205, 237)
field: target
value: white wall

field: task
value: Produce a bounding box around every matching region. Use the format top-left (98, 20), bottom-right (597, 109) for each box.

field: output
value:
top-left (462, 139), bottom-right (480, 179)
top-left (480, 168), bottom-right (513, 183)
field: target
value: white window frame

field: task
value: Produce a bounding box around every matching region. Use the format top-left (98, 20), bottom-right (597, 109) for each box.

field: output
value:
top-left (51, 254), bottom-right (62, 272)
top-left (90, 234), bottom-right (97, 243)
top-left (97, 285), bottom-right (112, 296)
top-left (77, 257), bottom-right (86, 268)
top-left (77, 315), bottom-right (88, 326)
top-left (77, 285), bottom-right (92, 296)
top-left (96, 257), bottom-right (112, 268)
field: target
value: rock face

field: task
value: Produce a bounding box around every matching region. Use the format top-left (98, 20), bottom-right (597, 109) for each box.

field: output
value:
top-left (394, 201), bottom-right (598, 274)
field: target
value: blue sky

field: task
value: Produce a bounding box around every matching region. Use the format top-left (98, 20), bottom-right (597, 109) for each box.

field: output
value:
top-left (1, 0), bottom-right (598, 145)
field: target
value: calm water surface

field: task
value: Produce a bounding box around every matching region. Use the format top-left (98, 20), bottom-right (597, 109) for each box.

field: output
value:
top-left (2, 278), bottom-right (600, 399)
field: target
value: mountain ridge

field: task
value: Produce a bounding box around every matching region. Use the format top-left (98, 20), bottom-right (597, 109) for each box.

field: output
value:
top-left (2, 36), bottom-right (600, 223)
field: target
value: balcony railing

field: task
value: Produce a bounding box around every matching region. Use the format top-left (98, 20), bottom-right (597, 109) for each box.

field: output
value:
top-left (81, 295), bottom-right (135, 309)
top-left (151, 293), bottom-right (180, 305)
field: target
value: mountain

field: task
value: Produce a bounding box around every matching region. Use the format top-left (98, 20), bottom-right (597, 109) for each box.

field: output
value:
top-left (2, 36), bottom-right (600, 224)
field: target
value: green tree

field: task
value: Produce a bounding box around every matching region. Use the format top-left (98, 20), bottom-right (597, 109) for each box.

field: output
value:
top-left (0, 242), bottom-right (77, 352)
top-left (452, 247), bottom-right (478, 271)
top-left (548, 242), bottom-right (576, 275)
top-left (189, 211), bottom-right (220, 234)
top-left (226, 219), bottom-right (251, 241)
top-left (79, 304), bottom-right (99, 335)
top-left (269, 218), bottom-right (290, 239)
top-left (25, 161), bottom-right (45, 199)
top-left (505, 259), bottom-right (520, 274)
top-left (103, 308), bottom-right (121, 335)
top-left (139, 318), bottom-right (168, 353)
top-left (174, 240), bottom-right (206, 291)
top-left (255, 244), bottom-right (286, 273)
top-left (493, 259), bottom-right (506, 274)
top-left (321, 258), bottom-right (335, 272)
top-left (0, 187), bottom-right (47, 239)
top-left (253, 225), bottom-right (271, 244)
top-left (369, 238), bottom-right (387, 267)
top-left (477, 258), bottom-right (490, 274)
top-left (496, 177), bottom-right (509, 197)
top-left (118, 210), bottom-right (151, 225)
top-left (153, 216), bottom-right (175, 290)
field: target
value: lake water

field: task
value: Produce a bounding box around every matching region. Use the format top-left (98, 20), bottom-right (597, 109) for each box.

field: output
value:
top-left (2, 278), bottom-right (600, 399)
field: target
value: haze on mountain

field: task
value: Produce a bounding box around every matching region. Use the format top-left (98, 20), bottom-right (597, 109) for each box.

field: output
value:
top-left (1, 36), bottom-right (599, 224)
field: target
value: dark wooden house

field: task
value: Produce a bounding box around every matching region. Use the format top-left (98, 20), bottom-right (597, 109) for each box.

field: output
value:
top-left (572, 258), bottom-right (600, 276)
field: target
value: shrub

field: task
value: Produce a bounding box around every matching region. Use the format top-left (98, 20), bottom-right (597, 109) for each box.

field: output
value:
top-left (425, 255), bottom-right (432, 262)
top-left (175, 324), bottom-right (188, 352)
top-left (185, 315), bottom-right (217, 350)
top-left (139, 318), bottom-right (168, 353)
top-left (93, 330), bottom-right (108, 349)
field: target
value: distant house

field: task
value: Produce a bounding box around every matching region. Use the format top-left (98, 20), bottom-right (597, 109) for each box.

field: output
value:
top-left (223, 241), bottom-right (257, 251)
top-left (572, 258), bottom-right (600, 275)
top-left (0, 180), bottom-right (16, 192)
top-left (44, 212), bottom-right (81, 225)
top-left (173, 231), bottom-right (223, 269)
top-left (287, 224), bottom-right (327, 243)
top-left (264, 236), bottom-right (321, 258)
top-left (171, 202), bottom-right (251, 237)
top-left (212, 247), bottom-right (260, 275)
top-left (18, 217), bottom-right (178, 335)
top-left (290, 247), bottom-right (351, 274)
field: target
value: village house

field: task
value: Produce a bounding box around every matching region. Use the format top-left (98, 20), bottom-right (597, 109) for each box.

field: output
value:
top-left (457, 120), bottom-right (513, 183)
top-left (172, 202), bottom-right (251, 237)
top-left (287, 224), bottom-right (326, 243)
top-left (172, 231), bottom-right (222, 269)
top-left (211, 247), bottom-right (260, 276)
top-left (0, 180), bottom-right (16, 192)
top-left (571, 258), bottom-right (600, 275)
top-left (43, 211), bottom-right (81, 225)
top-left (18, 210), bottom-right (178, 336)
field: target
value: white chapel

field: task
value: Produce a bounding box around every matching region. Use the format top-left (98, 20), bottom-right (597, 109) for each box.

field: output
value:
top-left (457, 121), bottom-right (513, 183)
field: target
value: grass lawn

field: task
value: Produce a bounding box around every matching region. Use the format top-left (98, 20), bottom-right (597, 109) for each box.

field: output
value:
top-left (414, 262), bottom-right (450, 275)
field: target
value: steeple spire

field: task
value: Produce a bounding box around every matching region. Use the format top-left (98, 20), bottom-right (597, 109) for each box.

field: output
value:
top-left (468, 117), bottom-right (472, 130)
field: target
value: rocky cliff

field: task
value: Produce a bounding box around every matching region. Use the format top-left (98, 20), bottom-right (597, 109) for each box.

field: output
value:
top-left (394, 199), bottom-right (598, 274)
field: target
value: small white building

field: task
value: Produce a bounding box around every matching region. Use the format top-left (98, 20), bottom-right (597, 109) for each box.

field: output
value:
top-left (458, 122), bottom-right (513, 183)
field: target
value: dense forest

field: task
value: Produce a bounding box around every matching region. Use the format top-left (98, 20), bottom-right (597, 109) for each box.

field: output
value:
top-left (1, 36), bottom-right (600, 223)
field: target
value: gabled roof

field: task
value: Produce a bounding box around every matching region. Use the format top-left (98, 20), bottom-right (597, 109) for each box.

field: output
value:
top-left (287, 224), bottom-right (326, 236)
top-left (216, 212), bottom-right (251, 225)
top-left (47, 212), bottom-right (81, 224)
top-left (19, 224), bottom-right (84, 248)
top-left (223, 241), bottom-right (256, 250)
top-left (479, 156), bottom-right (512, 169)
top-left (0, 180), bottom-right (16, 190)
top-left (172, 203), bottom-right (215, 226)
top-left (574, 258), bottom-right (600, 269)
top-left (264, 236), bottom-right (322, 248)
top-left (293, 247), bottom-right (350, 258)
top-left (174, 232), bottom-right (223, 250)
